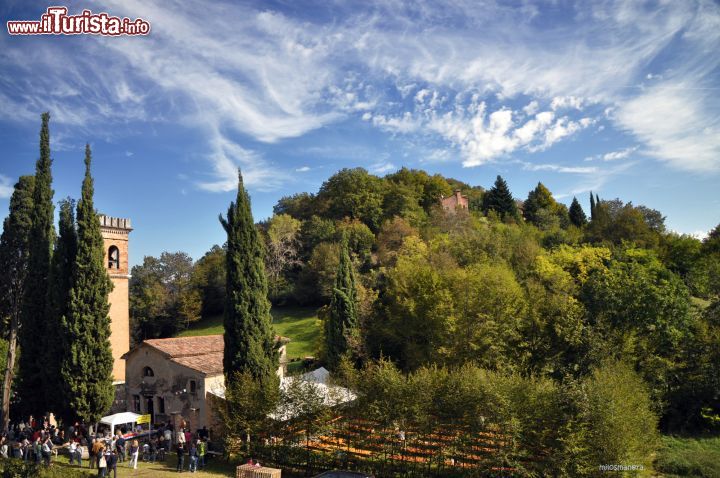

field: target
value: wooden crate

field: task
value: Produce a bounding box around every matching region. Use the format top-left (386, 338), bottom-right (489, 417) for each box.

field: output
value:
top-left (236, 464), bottom-right (282, 478)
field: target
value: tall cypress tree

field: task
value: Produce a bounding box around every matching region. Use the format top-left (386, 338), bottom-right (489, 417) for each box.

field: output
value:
top-left (324, 236), bottom-right (359, 370)
top-left (0, 176), bottom-right (35, 430)
top-left (46, 198), bottom-right (77, 418)
top-left (60, 145), bottom-right (114, 424)
top-left (569, 197), bottom-right (587, 227)
top-left (482, 175), bottom-right (518, 220)
top-left (18, 112), bottom-right (55, 417)
top-left (220, 170), bottom-right (278, 385)
top-left (589, 192), bottom-right (596, 220)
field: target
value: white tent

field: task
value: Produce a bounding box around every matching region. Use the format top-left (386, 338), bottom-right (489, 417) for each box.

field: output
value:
top-left (99, 412), bottom-right (142, 437)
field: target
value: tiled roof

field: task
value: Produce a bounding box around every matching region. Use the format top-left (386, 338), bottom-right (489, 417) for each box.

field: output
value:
top-left (144, 335), bottom-right (224, 359)
top-left (172, 351), bottom-right (224, 376)
top-left (130, 334), bottom-right (289, 376)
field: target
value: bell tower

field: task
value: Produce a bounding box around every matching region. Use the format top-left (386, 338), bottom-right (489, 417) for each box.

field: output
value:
top-left (99, 215), bottom-right (132, 382)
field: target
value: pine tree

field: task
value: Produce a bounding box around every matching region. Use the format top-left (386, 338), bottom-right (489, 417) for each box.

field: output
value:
top-left (569, 197), bottom-right (587, 227)
top-left (324, 236), bottom-right (359, 370)
top-left (482, 175), bottom-right (518, 220)
top-left (590, 192), bottom-right (596, 221)
top-left (18, 113), bottom-right (55, 417)
top-left (46, 198), bottom-right (77, 418)
top-left (0, 176), bottom-right (35, 430)
top-left (220, 170), bottom-right (278, 385)
top-left (60, 145), bottom-right (115, 424)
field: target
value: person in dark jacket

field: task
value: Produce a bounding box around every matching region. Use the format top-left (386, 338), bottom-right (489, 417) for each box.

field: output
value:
top-left (106, 450), bottom-right (118, 478)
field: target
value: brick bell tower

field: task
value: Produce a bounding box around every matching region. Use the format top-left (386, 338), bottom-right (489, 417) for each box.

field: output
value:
top-left (99, 215), bottom-right (132, 382)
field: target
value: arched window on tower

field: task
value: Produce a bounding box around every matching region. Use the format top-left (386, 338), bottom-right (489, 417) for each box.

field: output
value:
top-left (143, 366), bottom-right (154, 377)
top-left (108, 246), bottom-right (120, 269)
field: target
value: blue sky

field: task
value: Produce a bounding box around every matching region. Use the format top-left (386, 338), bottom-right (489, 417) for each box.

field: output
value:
top-left (1, 0), bottom-right (719, 266)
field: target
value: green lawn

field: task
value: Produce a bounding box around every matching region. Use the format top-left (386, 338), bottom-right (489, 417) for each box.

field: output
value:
top-left (47, 453), bottom-right (236, 477)
top-left (179, 306), bottom-right (321, 360)
top-left (655, 435), bottom-right (720, 477)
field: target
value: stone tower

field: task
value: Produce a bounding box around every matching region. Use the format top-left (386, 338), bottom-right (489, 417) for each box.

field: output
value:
top-left (99, 215), bottom-right (132, 382)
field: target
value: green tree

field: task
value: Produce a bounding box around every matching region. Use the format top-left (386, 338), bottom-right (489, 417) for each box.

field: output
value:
top-left (220, 170), bottom-right (279, 385)
top-left (45, 198), bottom-right (77, 416)
top-left (191, 245), bottom-right (226, 318)
top-left (589, 191), bottom-right (596, 220)
top-left (576, 361), bottom-right (659, 473)
top-left (523, 182), bottom-right (555, 225)
top-left (324, 237), bottom-right (359, 370)
top-left (273, 192), bottom-right (316, 221)
top-left (0, 176), bottom-right (34, 430)
top-left (317, 168), bottom-right (386, 231)
top-left (568, 197), bottom-right (587, 227)
top-left (18, 113), bottom-right (55, 417)
top-left (482, 175), bottom-right (518, 220)
top-left (129, 252), bottom-right (199, 340)
top-left (264, 214), bottom-right (301, 299)
top-left (581, 251), bottom-right (692, 407)
top-left (60, 145), bottom-right (115, 424)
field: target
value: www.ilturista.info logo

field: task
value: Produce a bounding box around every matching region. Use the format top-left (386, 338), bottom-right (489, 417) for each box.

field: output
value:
top-left (7, 6), bottom-right (150, 36)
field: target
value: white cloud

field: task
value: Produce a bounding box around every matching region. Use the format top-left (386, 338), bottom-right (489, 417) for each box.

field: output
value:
top-left (295, 166), bottom-right (311, 172)
top-left (614, 84), bottom-right (720, 171)
top-left (370, 161), bottom-right (397, 174)
top-left (0, 175), bottom-right (14, 199)
top-left (522, 101), bottom-right (539, 116)
top-left (1, 0), bottom-right (718, 180)
top-left (551, 96), bottom-right (584, 111)
top-left (586, 146), bottom-right (638, 162)
top-left (196, 128), bottom-right (290, 193)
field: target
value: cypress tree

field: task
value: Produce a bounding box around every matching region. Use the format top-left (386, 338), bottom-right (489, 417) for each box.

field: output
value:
top-left (60, 145), bottom-right (115, 424)
top-left (0, 176), bottom-right (35, 430)
top-left (324, 236), bottom-right (359, 370)
top-left (589, 191), bottom-right (596, 220)
top-left (220, 170), bottom-right (278, 385)
top-left (18, 112), bottom-right (55, 417)
top-left (569, 197), bottom-right (588, 227)
top-left (482, 175), bottom-right (518, 220)
top-left (46, 198), bottom-right (77, 418)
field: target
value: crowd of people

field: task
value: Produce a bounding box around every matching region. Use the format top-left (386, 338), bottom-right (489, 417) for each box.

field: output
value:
top-left (0, 415), bottom-right (212, 475)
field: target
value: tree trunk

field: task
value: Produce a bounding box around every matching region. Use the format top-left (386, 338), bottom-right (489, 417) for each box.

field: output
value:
top-left (1, 310), bottom-right (20, 431)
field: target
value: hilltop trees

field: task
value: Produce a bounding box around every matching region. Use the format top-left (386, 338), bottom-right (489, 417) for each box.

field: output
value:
top-left (220, 170), bottom-right (278, 384)
top-left (523, 182), bottom-right (569, 228)
top-left (17, 112), bottom-right (55, 417)
top-left (0, 175), bottom-right (34, 430)
top-left (59, 145), bottom-right (115, 424)
top-left (569, 197), bottom-right (587, 227)
top-left (482, 175), bottom-right (518, 220)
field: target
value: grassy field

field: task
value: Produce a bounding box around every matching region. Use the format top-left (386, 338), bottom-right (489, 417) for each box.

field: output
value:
top-left (655, 435), bottom-right (720, 477)
top-left (49, 453), bottom-right (236, 477)
top-left (179, 306), bottom-right (321, 360)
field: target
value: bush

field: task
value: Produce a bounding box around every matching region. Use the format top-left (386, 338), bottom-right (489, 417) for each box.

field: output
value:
top-left (0, 459), bottom-right (93, 478)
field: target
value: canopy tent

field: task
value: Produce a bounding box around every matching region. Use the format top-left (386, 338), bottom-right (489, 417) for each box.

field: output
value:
top-left (99, 411), bottom-right (142, 437)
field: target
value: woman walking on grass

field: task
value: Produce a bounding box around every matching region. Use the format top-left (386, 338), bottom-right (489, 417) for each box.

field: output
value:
top-left (128, 439), bottom-right (139, 469)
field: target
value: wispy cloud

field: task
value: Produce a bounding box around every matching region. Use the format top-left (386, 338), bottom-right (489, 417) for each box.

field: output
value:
top-left (1, 0), bottom-right (718, 187)
top-left (585, 146), bottom-right (638, 162)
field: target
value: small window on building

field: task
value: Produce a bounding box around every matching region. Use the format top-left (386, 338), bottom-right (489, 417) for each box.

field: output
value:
top-left (132, 395), bottom-right (141, 413)
top-left (108, 246), bottom-right (120, 269)
top-left (143, 366), bottom-right (154, 377)
top-left (158, 396), bottom-right (165, 414)
top-left (189, 380), bottom-right (197, 394)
